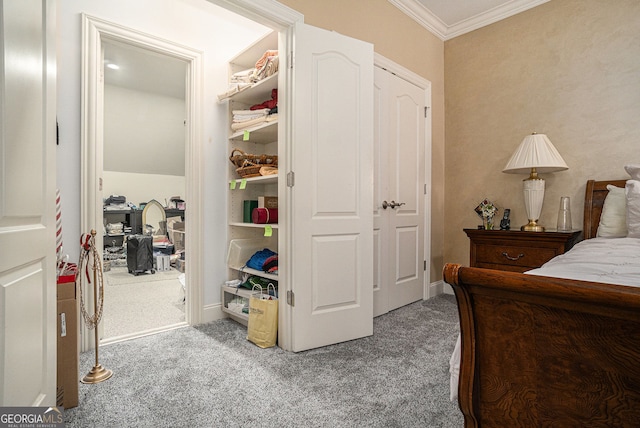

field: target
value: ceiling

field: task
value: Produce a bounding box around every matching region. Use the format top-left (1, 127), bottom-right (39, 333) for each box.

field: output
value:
top-left (389, 0), bottom-right (550, 40)
top-left (101, 1), bottom-right (551, 99)
top-left (103, 40), bottom-right (186, 99)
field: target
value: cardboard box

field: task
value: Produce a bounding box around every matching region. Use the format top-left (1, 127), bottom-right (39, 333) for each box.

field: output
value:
top-left (56, 278), bottom-right (78, 409)
top-left (168, 220), bottom-right (185, 251)
top-left (258, 196), bottom-right (278, 209)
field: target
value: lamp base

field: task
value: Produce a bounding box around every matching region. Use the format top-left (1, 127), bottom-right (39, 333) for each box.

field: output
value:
top-left (521, 220), bottom-right (545, 232)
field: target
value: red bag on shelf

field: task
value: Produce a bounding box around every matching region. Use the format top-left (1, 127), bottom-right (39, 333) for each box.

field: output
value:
top-left (252, 207), bottom-right (278, 224)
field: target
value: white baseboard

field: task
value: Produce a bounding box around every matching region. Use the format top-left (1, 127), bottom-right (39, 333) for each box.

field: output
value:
top-left (442, 281), bottom-right (454, 295)
top-left (202, 303), bottom-right (226, 324)
top-left (424, 279), bottom-right (447, 299)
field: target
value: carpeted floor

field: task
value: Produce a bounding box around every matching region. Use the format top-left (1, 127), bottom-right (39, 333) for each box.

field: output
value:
top-left (65, 294), bottom-right (463, 427)
top-left (102, 266), bottom-right (185, 340)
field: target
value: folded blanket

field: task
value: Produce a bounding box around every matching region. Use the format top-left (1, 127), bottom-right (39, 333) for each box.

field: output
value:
top-left (254, 50), bottom-right (278, 71)
top-left (232, 108), bottom-right (270, 116)
top-left (231, 116), bottom-right (268, 131)
top-left (254, 55), bottom-right (279, 82)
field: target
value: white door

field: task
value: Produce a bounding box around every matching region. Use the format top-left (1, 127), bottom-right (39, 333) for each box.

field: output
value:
top-left (373, 66), bottom-right (426, 316)
top-left (288, 23), bottom-right (374, 352)
top-left (0, 0), bottom-right (57, 406)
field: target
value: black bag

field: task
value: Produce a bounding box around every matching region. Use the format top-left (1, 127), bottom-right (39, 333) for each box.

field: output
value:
top-left (127, 235), bottom-right (154, 275)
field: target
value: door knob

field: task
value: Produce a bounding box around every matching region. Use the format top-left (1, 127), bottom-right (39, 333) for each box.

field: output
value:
top-left (382, 200), bottom-right (406, 209)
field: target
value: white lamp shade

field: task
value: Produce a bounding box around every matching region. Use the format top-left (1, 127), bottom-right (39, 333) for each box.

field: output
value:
top-left (503, 133), bottom-right (568, 174)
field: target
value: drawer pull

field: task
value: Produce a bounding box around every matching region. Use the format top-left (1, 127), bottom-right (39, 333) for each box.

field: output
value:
top-left (502, 252), bottom-right (524, 261)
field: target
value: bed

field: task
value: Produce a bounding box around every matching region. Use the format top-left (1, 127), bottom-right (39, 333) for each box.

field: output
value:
top-left (444, 177), bottom-right (640, 427)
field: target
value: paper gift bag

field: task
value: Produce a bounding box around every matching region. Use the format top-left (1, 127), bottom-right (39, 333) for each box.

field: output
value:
top-left (247, 285), bottom-right (278, 348)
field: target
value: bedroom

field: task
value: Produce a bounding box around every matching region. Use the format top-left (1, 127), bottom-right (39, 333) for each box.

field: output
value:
top-left (1, 0), bottom-right (639, 418)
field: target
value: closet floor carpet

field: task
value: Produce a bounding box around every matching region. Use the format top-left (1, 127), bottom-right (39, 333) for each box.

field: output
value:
top-left (102, 266), bottom-right (185, 340)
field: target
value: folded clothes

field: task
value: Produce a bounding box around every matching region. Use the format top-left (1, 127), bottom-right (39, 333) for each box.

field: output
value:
top-left (232, 108), bottom-right (270, 116)
top-left (254, 55), bottom-right (279, 82)
top-left (254, 50), bottom-right (278, 71)
top-left (231, 116), bottom-right (268, 131)
top-left (250, 89), bottom-right (278, 110)
top-left (231, 68), bottom-right (255, 83)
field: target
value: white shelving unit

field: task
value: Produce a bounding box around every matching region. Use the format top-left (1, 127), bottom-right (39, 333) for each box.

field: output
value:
top-left (220, 31), bottom-right (279, 326)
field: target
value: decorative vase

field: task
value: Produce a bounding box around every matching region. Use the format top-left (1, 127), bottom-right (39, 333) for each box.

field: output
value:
top-left (483, 216), bottom-right (494, 230)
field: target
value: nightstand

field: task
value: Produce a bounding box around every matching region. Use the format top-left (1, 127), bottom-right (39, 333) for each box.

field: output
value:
top-left (464, 229), bottom-right (583, 273)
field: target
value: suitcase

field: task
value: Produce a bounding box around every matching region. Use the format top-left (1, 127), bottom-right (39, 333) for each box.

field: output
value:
top-left (126, 235), bottom-right (155, 275)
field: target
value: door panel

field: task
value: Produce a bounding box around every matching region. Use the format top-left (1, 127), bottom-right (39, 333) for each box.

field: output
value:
top-left (389, 77), bottom-right (424, 310)
top-left (0, 0), bottom-right (56, 406)
top-left (374, 66), bottom-right (426, 314)
top-left (290, 23), bottom-right (373, 352)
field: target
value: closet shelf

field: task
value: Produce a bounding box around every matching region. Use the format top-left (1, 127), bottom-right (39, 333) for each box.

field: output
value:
top-left (229, 120), bottom-right (277, 143)
top-left (229, 222), bottom-right (278, 229)
top-left (229, 175), bottom-right (277, 185)
top-left (217, 73), bottom-right (278, 104)
top-left (229, 266), bottom-right (278, 281)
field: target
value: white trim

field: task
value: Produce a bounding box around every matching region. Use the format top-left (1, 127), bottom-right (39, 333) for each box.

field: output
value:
top-left (374, 53), bottom-right (430, 89)
top-left (389, 0), bottom-right (550, 40)
top-left (206, 0), bottom-right (304, 28)
top-left (209, 0), bottom-right (300, 352)
top-left (202, 303), bottom-right (226, 324)
top-left (80, 14), bottom-right (204, 350)
top-left (442, 280), bottom-right (455, 295)
top-left (425, 280), bottom-right (449, 299)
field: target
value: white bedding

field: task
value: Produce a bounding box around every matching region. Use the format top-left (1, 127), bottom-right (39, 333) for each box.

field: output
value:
top-left (527, 237), bottom-right (640, 287)
top-left (449, 237), bottom-right (640, 401)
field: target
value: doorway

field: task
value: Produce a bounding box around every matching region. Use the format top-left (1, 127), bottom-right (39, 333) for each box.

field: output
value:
top-left (100, 40), bottom-right (188, 342)
top-left (81, 14), bottom-right (205, 350)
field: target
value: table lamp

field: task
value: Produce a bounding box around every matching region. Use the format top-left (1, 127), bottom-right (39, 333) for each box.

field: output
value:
top-left (503, 132), bottom-right (568, 232)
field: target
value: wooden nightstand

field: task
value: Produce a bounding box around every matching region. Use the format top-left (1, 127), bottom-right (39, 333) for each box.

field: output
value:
top-left (464, 229), bottom-right (583, 273)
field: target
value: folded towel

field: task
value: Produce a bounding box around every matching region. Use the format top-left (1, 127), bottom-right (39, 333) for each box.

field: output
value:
top-left (231, 116), bottom-right (268, 131)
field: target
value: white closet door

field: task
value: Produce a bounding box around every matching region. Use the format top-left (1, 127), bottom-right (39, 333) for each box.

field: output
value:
top-left (289, 23), bottom-right (373, 352)
top-left (0, 0), bottom-right (57, 406)
top-left (373, 66), bottom-right (426, 315)
top-left (387, 71), bottom-right (425, 310)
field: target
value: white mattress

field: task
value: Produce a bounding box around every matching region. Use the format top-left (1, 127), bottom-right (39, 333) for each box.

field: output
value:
top-left (449, 237), bottom-right (640, 401)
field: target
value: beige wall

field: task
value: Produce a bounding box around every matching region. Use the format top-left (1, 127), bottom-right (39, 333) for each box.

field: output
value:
top-left (279, 0), bottom-right (446, 282)
top-left (444, 0), bottom-right (640, 267)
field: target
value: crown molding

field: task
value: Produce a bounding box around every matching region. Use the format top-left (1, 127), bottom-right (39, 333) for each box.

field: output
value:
top-left (389, 0), bottom-right (550, 41)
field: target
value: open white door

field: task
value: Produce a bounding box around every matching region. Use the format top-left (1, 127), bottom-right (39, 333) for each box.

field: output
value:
top-left (0, 0), bottom-right (57, 406)
top-left (288, 23), bottom-right (374, 352)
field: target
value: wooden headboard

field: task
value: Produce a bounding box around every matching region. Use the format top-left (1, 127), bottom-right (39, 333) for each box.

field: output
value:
top-left (583, 179), bottom-right (627, 239)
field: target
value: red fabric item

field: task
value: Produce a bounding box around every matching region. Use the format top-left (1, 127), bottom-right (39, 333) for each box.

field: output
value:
top-left (250, 88), bottom-right (278, 110)
top-left (252, 207), bottom-right (278, 224)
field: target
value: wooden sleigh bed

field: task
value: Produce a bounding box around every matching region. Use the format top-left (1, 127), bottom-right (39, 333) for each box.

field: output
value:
top-left (444, 179), bottom-right (640, 427)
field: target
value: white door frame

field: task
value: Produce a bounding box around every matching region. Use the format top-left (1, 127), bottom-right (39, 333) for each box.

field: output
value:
top-left (81, 2), bottom-right (303, 351)
top-left (374, 54), bottom-right (432, 301)
top-left (80, 15), bottom-right (204, 350)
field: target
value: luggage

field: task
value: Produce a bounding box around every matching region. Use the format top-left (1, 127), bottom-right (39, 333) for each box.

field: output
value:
top-left (126, 235), bottom-right (154, 275)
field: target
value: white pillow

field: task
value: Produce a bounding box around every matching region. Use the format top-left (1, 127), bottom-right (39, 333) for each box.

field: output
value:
top-left (597, 185), bottom-right (627, 238)
top-left (626, 180), bottom-right (640, 238)
top-left (625, 164), bottom-right (640, 180)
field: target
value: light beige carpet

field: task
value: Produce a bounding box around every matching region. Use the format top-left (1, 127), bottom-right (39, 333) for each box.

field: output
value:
top-left (101, 266), bottom-right (185, 340)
